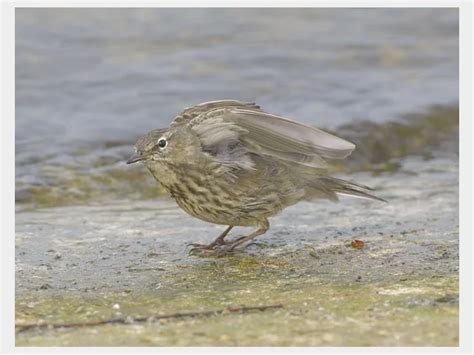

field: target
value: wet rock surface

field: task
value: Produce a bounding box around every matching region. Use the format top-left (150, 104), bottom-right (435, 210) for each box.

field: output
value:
top-left (15, 155), bottom-right (459, 346)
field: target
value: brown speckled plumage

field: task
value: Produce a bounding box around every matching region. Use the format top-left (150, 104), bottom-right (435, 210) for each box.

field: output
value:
top-left (127, 100), bottom-right (385, 256)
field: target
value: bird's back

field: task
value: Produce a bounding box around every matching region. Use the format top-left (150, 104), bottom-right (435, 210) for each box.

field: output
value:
top-left (145, 100), bottom-right (384, 226)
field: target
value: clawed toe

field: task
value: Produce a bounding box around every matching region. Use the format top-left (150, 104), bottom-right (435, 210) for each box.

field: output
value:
top-left (186, 242), bottom-right (208, 249)
top-left (186, 241), bottom-right (223, 255)
top-left (188, 246), bottom-right (209, 256)
top-left (186, 238), bottom-right (236, 256)
top-left (211, 245), bottom-right (236, 257)
top-left (188, 244), bottom-right (236, 257)
top-left (187, 242), bottom-right (218, 256)
top-left (186, 224), bottom-right (267, 258)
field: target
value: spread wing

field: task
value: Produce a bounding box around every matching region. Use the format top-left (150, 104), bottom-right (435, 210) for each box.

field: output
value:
top-left (185, 100), bottom-right (355, 169)
top-left (171, 100), bottom-right (261, 126)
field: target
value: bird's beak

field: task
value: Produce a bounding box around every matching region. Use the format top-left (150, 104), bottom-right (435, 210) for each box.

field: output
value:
top-left (126, 154), bottom-right (143, 164)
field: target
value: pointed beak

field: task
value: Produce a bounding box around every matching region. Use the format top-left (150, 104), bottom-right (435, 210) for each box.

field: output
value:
top-left (126, 153), bottom-right (143, 164)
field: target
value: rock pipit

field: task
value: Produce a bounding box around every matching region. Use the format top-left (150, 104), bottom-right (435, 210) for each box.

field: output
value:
top-left (127, 100), bottom-right (385, 256)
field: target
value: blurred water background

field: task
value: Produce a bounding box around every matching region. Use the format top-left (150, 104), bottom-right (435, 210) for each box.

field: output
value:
top-left (15, 8), bottom-right (459, 208)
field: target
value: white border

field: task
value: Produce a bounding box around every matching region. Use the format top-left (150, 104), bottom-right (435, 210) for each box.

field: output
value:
top-left (1, 0), bottom-right (16, 353)
top-left (1, 1), bottom-right (472, 354)
top-left (458, 1), bottom-right (473, 354)
top-left (1, 0), bottom-right (472, 7)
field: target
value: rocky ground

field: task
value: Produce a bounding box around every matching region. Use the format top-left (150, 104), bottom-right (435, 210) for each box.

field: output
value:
top-left (15, 155), bottom-right (459, 346)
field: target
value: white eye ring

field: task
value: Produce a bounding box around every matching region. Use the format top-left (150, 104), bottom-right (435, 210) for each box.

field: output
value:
top-left (157, 137), bottom-right (167, 149)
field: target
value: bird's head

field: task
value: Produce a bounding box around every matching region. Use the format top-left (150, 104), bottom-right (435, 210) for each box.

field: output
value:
top-left (126, 126), bottom-right (200, 166)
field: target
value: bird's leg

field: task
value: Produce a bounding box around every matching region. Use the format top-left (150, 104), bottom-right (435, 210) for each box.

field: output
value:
top-left (205, 225), bottom-right (234, 248)
top-left (188, 226), bottom-right (233, 253)
top-left (214, 220), bottom-right (269, 256)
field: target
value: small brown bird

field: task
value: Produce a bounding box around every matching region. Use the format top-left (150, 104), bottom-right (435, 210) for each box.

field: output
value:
top-left (127, 100), bottom-right (385, 256)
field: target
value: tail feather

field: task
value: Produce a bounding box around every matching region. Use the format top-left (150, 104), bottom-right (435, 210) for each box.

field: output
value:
top-left (316, 177), bottom-right (387, 203)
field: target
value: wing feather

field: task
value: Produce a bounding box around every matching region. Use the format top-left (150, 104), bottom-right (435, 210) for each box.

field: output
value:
top-left (186, 101), bottom-right (355, 169)
top-left (229, 109), bottom-right (355, 160)
top-left (171, 100), bottom-right (260, 126)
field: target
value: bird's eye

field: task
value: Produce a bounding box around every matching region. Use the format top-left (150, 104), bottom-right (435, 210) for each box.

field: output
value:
top-left (157, 138), bottom-right (167, 149)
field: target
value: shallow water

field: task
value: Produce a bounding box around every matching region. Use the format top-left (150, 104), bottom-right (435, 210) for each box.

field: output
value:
top-left (15, 8), bottom-right (459, 346)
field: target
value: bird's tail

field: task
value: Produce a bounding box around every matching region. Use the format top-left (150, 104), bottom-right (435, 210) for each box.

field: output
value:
top-left (314, 176), bottom-right (387, 203)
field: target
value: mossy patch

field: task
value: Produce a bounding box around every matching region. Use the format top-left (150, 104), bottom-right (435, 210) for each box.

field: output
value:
top-left (16, 275), bottom-right (458, 346)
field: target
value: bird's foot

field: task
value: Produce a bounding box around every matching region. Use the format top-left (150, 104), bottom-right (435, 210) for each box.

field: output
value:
top-left (186, 242), bottom-right (213, 250)
top-left (188, 222), bottom-right (268, 258)
top-left (188, 244), bottom-right (235, 257)
top-left (187, 242), bottom-right (218, 256)
top-left (186, 240), bottom-right (226, 253)
top-left (187, 237), bottom-right (246, 257)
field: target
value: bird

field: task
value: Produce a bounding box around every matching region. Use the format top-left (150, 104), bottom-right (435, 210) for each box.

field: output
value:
top-left (126, 100), bottom-right (385, 256)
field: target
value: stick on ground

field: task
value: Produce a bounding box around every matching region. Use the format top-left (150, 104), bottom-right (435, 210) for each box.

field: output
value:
top-left (15, 303), bottom-right (284, 333)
